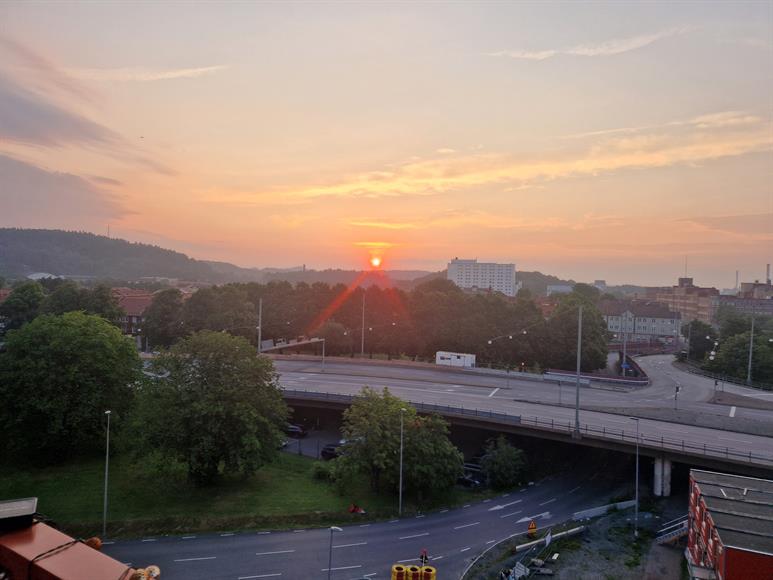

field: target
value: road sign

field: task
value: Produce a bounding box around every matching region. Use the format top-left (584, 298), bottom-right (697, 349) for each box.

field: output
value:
top-left (528, 520), bottom-right (537, 536)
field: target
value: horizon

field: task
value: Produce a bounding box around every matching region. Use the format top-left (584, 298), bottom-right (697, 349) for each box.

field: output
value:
top-left (1, 2), bottom-right (771, 288)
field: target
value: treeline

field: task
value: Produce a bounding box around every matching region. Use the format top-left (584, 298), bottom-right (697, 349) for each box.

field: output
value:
top-left (144, 279), bottom-right (611, 372)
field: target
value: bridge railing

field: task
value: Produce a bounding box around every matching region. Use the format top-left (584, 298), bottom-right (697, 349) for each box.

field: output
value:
top-left (282, 389), bottom-right (773, 468)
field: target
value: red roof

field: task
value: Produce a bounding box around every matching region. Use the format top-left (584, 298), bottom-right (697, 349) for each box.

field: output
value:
top-left (117, 294), bottom-right (154, 317)
top-left (0, 288), bottom-right (11, 304)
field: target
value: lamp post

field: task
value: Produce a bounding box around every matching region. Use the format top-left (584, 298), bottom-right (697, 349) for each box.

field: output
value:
top-left (102, 410), bottom-right (111, 538)
top-left (327, 526), bottom-right (343, 579)
top-left (360, 292), bottom-right (366, 357)
top-left (574, 305), bottom-right (583, 438)
top-left (399, 408), bottom-right (406, 516)
top-left (629, 417), bottom-right (640, 539)
top-left (257, 298), bottom-right (263, 353)
top-left (321, 338), bottom-right (326, 372)
top-left (747, 316), bottom-right (755, 384)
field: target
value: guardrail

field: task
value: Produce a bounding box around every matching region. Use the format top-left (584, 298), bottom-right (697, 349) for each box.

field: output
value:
top-left (679, 364), bottom-right (773, 392)
top-left (282, 389), bottom-right (773, 468)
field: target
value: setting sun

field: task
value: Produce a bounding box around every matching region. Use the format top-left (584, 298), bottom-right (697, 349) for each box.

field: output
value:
top-left (370, 256), bottom-right (382, 268)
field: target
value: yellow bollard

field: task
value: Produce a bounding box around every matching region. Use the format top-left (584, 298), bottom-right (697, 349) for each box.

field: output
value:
top-left (420, 565), bottom-right (437, 579)
top-left (391, 564), bottom-right (407, 580)
top-left (408, 565), bottom-right (421, 579)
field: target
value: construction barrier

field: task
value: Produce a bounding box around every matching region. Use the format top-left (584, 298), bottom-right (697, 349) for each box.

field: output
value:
top-left (391, 564), bottom-right (406, 580)
top-left (407, 566), bottom-right (421, 579)
top-left (421, 565), bottom-right (437, 579)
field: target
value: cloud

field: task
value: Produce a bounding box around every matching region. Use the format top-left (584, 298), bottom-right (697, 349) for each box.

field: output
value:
top-left (67, 65), bottom-right (229, 82)
top-left (88, 175), bottom-right (123, 187)
top-left (435, 148), bottom-right (457, 154)
top-left (680, 213), bottom-right (773, 237)
top-left (0, 154), bottom-right (128, 227)
top-left (489, 28), bottom-right (689, 60)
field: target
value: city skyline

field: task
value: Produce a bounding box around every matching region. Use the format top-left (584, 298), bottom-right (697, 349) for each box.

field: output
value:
top-left (1, 2), bottom-right (771, 287)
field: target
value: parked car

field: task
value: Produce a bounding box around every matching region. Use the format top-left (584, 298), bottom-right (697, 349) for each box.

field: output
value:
top-left (285, 423), bottom-right (308, 438)
top-left (321, 443), bottom-right (342, 460)
top-left (457, 473), bottom-right (482, 488)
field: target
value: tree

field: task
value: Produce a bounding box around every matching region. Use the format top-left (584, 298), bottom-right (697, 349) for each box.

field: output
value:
top-left (131, 331), bottom-right (287, 485)
top-left (143, 288), bottom-right (185, 348)
top-left (715, 306), bottom-right (750, 340)
top-left (334, 388), bottom-right (462, 497)
top-left (481, 436), bottom-right (526, 490)
top-left (41, 280), bottom-right (83, 315)
top-left (545, 294), bottom-right (608, 371)
top-left (0, 312), bottom-right (140, 462)
top-left (0, 281), bottom-right (45, 330)
top-left (681, 320), bottom-right (714, 361)
top-left (705, 331), bottom-right (773, 383)
top-left (82, 284), bottom-right (124, 323)
top-left (182, 285), bottom-right (257, 339)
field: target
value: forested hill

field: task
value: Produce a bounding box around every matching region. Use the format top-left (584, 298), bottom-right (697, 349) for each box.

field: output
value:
top-left (0, 229), bottom-right (223, 281)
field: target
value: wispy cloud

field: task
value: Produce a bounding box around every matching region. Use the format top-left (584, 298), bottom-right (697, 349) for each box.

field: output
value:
top-left (680, 213), bottom-right (773, 238)
top-left (68, 65), bottom-right (229, 82)
top-left (488, 27), bottom-right (689, 60)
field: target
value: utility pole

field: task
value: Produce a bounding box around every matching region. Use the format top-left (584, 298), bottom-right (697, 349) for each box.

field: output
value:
top-left (257, 298), bottom-right (263, 353)
top-left (630, 417), bottom-right (640, 539)
top-left (686, 321), bottom-right (692, 361)
top-left (399, 408), bottom-right (406, 516)
top-left (622, 324), bottom-right (628, 378)
top-left (102, 410), bottom-right (111, 538)
top-left (747, 316), bottom-right (755, 384)
top-left (360, 291), bottom-right (366, 357)
top-left (574, 305), bottom-right (583, 438)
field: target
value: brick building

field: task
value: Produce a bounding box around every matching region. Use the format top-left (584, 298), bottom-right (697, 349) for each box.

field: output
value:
top-left (646, 278), bottom-right (719, 325)
top-left (686, 469), bottom-right (773, 580)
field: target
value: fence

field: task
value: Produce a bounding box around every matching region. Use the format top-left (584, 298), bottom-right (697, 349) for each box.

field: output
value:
top-left (282, 389), bottom-right (773, 468)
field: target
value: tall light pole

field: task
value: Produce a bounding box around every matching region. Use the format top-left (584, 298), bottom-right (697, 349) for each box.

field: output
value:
top-left (102, 410), bottom-right (111, 538)
top-left (360, 291), bottom-right (366, 357)
top-left (747, 316), bottom-right (755, 384)
top-left (327, 526), bottom-right (343, 579)
top-left (321, 338), bottom-right (326, 372)
top-left (257, 298), bottom-right (263, 353)
top-left (629, 417), bottom-right (640, 539)
top-left (574, 305), bottom-right (583, 438)
top-left (399, 408), bottom-right (406, 516)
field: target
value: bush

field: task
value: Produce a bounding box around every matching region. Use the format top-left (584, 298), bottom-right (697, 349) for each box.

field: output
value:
top-left (481, 436), bottom-right (526, 490)
top-left (312, 461), bottom-right (334, 482)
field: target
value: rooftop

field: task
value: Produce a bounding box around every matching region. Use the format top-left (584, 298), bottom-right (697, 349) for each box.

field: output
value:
top-left (599, 299), bottom-right (681, 319)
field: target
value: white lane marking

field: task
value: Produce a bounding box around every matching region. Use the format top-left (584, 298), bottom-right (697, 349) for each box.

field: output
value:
top-left (460, 547), bottom-right (471, 552)
top-left (486, 539), bottom-right (496, 544)
top-left (454, 522), bottom-right (480, 530)
top-left (181, 536), bottom-right (196, 540)
top-left (322, 565), bottom-right (362, 572)
top-left (333, 542), bottom-right (368, 549)
top-left (363, 574), bottom-right (377, 578)
top-left (500, 510), bottom-right (523, 519)
top-left (141, 539), bottom-right (156, 542)
top-left (416, 514), bottom-right (426, 518)
top-left (123, 563), bottom-right (132, 566)
top-left (359, 524), bottom-right (371, 528)
top-left (293, 529), bottom-right (306, 533)
top-left (102, 541), bottom-right (115, 545)
top-left (539, 498), bottom-right (556, 506)
top-left (489, 388), bottom-right (500, 398)
top-left (501, 493), bottom-right (510, 498)
top-left (389, 519), bottom-right (399, 523)
top-left (519, 489), bottom-right (527, 492)
top-left (398, 558), bottom-right (419, 563)
top-left (256, 550), bottom-right (295, 556)
top-left (483, 499), bottom-right (491, 503)
top-left (399, 532), bottom-right (429, 540)
top-left (238, 575), bottom-right (282, 579)
top-left (174, 556), bottom-right (216, 562)
top-left (432, 555), bottom-right (445, 561)
top-left (220, 532), bottom-right (234, 536)
top-left (568, 486), bottom-right (581, 494)
top-left (439, 509), bottom-right (449, 513)
top-left (517, 511), bottom-right (550, 523)
top-left (489, 499), bottom-right (522, 511)
top-left (463, 504), bottom-right (471, 508)
top-left (729, 406), bottom-right (737, 418)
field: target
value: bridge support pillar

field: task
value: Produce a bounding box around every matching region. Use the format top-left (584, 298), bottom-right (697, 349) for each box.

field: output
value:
top-left (653, 456), bottom-right (672, 497)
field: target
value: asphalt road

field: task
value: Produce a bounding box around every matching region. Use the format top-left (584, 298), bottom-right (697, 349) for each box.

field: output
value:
top-left (104, 467), bottom-right (620, 579)
top-left (274, 357), bottom-right (773, 468)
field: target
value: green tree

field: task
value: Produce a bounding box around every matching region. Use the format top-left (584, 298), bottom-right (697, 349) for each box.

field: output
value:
top-left (317, 321), bottom-right (353, 356)
top-left (182, 286), bottom-right (257, 339)
top-left (705, 331), bottom-right (773, 383)
top-left (131, 331), bottom-right (287, 485)
top-left (82, 284), bottom-right (124, 323)
top-left (143, 288), bottom-right (185, 348)
top-left (681, 320), bottom-right (714, 361)
top-left (0, 281), bottom-right (46, 330)
top-left (481, 436), bottom-right (527, 490)
top-left (335, 388), bottom-right (462, 497)
top-left (545, 294), bottom-right (608, 371)
top-left (0, 312), bottom-right (140, 462)
top-left (715, 306), bottom-right (750, 340)
top-left (41, 280), bottom-right (84, 315)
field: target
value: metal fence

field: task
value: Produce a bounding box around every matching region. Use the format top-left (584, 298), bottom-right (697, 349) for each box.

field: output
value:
top-left (282, 389), bottom-right (773, 468)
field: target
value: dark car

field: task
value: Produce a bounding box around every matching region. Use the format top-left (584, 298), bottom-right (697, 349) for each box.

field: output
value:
top-left (320, 443), bottom-right (342, 460)
top-left (457, 473), bottom-right (482, 488)
top-left (285, 423), bottom-right (308, 438)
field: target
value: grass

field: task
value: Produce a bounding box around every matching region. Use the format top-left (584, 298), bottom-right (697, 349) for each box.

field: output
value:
top-left (0, 453), bottom-right (490, 538)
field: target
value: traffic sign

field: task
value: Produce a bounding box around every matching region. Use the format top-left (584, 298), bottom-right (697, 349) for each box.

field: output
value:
top-left (528, 520), bottom-right (537, 536)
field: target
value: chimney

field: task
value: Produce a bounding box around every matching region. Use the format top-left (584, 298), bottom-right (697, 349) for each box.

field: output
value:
top-left (767, 263), bottom-right (770, 285)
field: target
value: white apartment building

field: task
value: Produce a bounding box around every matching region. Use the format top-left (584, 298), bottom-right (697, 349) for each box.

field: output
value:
top-left (447, 258), bottom-right (517, 297)
top-left (600, 300), bottom-right (682, 341)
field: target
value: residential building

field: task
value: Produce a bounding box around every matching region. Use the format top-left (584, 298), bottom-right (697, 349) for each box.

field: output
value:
top-left (646, 278), bottom-right (719, 324)
top-left (686, 469), bottom-right (773, 580)
top-left (447, 258), bottom-right (517, 297)
top-left (711, 295), bottom-right (773, 321)
top-left (593, 280), bottom-right (607, 292)
top-left (546, 284), bottom-right (574, 297)
top-left (599, 299), bottom-right (681, 341)
top-left (112, 287), bottom-right (154, 337)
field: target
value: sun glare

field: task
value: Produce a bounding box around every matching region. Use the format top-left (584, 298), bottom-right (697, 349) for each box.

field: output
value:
top-left (370, 256), bottom-right (382, 268)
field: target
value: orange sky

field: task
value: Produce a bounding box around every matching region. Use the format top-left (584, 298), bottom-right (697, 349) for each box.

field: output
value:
top-left (0, 2), bottom-right (771, 287)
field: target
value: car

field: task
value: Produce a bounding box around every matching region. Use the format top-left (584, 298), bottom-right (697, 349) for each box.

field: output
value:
top-left (320, 443), bottom-right (342, 460)
top-left (457, 473), bottom-right (482, 488)
top-left (285, 423), bottom-right (308, 438)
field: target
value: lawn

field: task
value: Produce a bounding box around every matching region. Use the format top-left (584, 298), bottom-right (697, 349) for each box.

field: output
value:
top-left (0, 453), bottom-right (484, 537)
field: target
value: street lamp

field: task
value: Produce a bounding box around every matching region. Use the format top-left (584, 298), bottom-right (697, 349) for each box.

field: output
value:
top-left (327, 526), bottom-right (343, 579)
top-left (399, 408), bottom-right (406, 516)
top-left (102, 410), bottom-right (111, 539)
top-left (574, 305), bottom-right (583, 438)
top-left (629, 417), bottom-right (640, 539)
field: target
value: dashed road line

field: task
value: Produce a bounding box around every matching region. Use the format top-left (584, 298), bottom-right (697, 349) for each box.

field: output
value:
top-left (322, 565), bottom-right (362, 572)
top-left (102, 541), bottom-right (115, 545)
top-left (729, 406), bottom-right (737, 418)
top-left (389, 519), bottom-right (399, 523)
top-left (238, 575), bottom-right (282, 579)
top-left (257, 531), bottom-right (271, 535)
top-left (398, 558), bottom-right (419, 563)
top-left (181, 536), bottom-right (196, 540)
top-left (463, 504), bottom-right (471, 508)
top-left (460, 547), bottom-right (471, 552)
top-left (500, 511), bottom-right (523, 519)
top-left (432, 555), bottom-right (445, 561)
top-left (439, 509), bottom-right (449, 513)
top-left (174, 556), bottom-right (216, 562)
top-left (293, 529), bottom-right (306, 533)
top-left (399, 532), bottom-right (430, 540)
top-left (454, 522), bottom-right (480, 530)
top-left (568, 486), bottom-right (581, 494)
top-left (256, 550), bottom-right (295, 556)
top-left (359, 524), bottom-right (371, 528)
top-left (220, 532), bottom-right (234, 536)
top-left (489, 388), bottom-right (500, 398)
top-left (141, 539), bottom-right (156, 542)
top-left (416, 514), bottom-right (425, 518)
top-left (539, 498), bottom-right (556, 506)
top-left (486, 540), bottom-right (496, 544)
top-left (334, 542), bottom-right (368, 549)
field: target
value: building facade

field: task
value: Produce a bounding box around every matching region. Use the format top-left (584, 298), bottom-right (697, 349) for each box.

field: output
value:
top-left (599, 300), bottom-right (681, 341)
top-left (546, 284), bottom-right (574, 297)
top-left (711, 295), bottom-right (773, 320)
top-left (686, 469), bottom-right (773, 580)
top-left (447, 258), bottom-right (517, 297)
top-left (646, 278), bottom-right (719, 325)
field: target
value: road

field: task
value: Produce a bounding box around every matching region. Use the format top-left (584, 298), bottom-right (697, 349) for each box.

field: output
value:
top-left (105, 467), bottom-right (620, 579)
top-left (274, 357), bottom-right (773, 468)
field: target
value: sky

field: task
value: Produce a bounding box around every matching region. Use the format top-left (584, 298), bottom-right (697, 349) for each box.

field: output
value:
top-left (0, 1), bottom-right (771, 287)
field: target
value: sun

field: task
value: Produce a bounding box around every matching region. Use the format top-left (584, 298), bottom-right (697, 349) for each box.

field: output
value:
top-left (370, 256), bottom-right (382, 268)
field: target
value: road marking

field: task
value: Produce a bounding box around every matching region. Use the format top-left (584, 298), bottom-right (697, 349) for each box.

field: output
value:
top-left (489, 388), bottom-right (500, 398)
top-left (363, 574), bottom-right (377, 578)
top-left (359, 524), bottom-right (371, 527)
top-left (519, 489), bottom-right (527, 492)
top-left (539, 498), bottom-right (556, 506)
top-left (181, 536), bottom-right (196, 540)
top-left (334, 542), bottom-right (368, 548)
top-left (489, 499), bottom-right (522, 511)
top-left (500, 511), bottom-right (523, 519)
top-left (220, 532), bottom-right (234, 536)
top-left (729, 406), bottom-right (737, 418)
top-left (174, 556), bottom-right (216, 562)
top-left (256, 550), bottom-right (295, 556)
top-left (517, 512), bottom-right (550, 523)
top-left (238, 575), bottom-right (282, 579)
top-left (432, 555), bottom-right (445, 561)
top-left (454, 522), bottom-right (480, 530)
top-left (501, 493), bottom-right (510, 498)
top-left (400, 532), bottom-right (429, 540)
top-left (460, 547), bottom-right (471, 552)
top-left (322, 565), bottom-right (362, 572)
top-left (486, 539), bottom-right (496, 544)
top-left (389, 519), bottom-right (399, 523)
top-left (416, 514), bottom-right (426, 518)
top-left (463, 504), bottom-right (471, 508)
top-left (439, 509), bottom-right (449, 513)
top-left (141, 539), bottom-right (156, 542)
top-left (257, 531), bottom-right (271, 535)
top-left (102, 541), bottom-right (115, 545)
top-left (568, 486), bottom-right (581, 494)
top-left (293, 529), bottom-right (306, 533)
top-left (483, 499), bottom-right (491, 503)
top-left (398, 558), bottom-right (419, 563)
